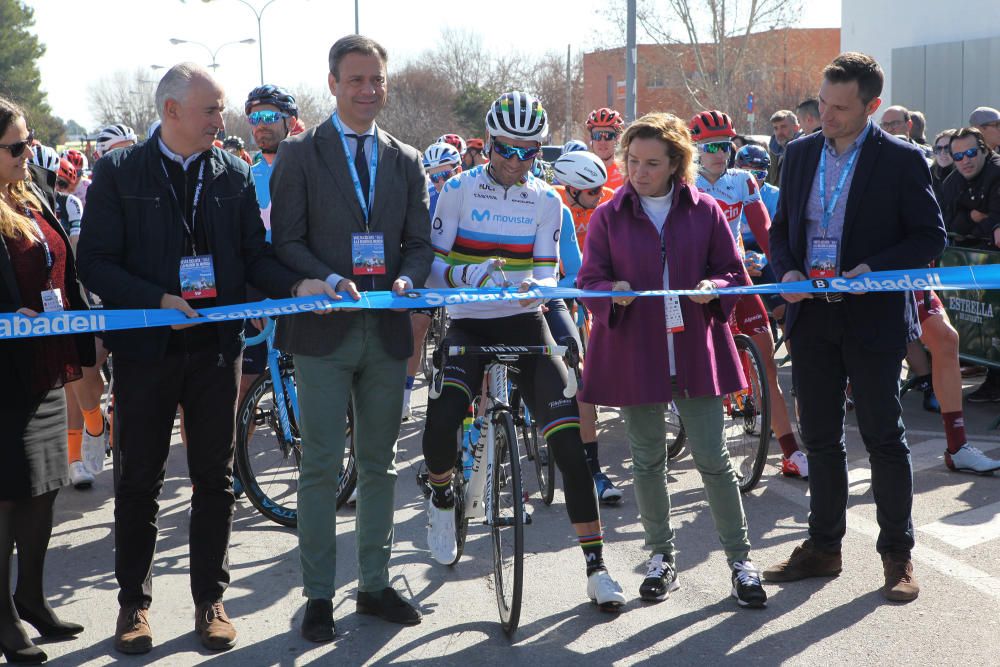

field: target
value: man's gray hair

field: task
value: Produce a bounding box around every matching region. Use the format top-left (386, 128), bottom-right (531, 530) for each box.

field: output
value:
top-left (154, 62), bottom-right (214, 119)
top-left (885, 105), bottom-right (911, 122)
top-left (770, 109), bottom-right (797, 124)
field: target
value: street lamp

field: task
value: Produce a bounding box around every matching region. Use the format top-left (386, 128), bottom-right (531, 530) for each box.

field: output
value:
top-left (182, 0), bottom-right (330, 84)
top-left (168, 37), bottom-right (257, 71)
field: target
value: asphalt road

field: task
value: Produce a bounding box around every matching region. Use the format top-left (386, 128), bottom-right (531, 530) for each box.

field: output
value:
top-left (32, 366), bottom-right (1000, 666)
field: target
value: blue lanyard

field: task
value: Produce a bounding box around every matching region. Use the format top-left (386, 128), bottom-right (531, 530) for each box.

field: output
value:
top-left (330, 112), bottom-right (378, 227)
top-left (818, 143), bottom-right (860, 236)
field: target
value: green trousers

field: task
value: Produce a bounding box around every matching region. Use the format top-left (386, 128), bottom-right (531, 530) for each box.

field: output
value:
top-left (295, 313), bottom-right (407, 599)
top-left (622, 394), bottom-right (751, 566)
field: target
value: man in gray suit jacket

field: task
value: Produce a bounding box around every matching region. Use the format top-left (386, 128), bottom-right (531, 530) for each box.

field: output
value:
top-left (270, 34), bottom-right (432, 641)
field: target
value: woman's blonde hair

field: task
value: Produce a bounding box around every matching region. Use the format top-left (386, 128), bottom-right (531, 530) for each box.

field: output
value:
top-left (0, 96), bottom-right (43, 242)
top-left (617, 112), bottom-right (698, 186)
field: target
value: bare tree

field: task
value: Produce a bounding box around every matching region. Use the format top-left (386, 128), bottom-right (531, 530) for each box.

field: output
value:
top-left (290, 86), bottom-right (333, 131)
top-left (380, 63), bottom-right (458, 150)
top-left (527, 51), bottom-right (586, 145)
top-left (631, 0), bottom-right (801, 116)
top-left (88, 68), bottom-right (159, 136)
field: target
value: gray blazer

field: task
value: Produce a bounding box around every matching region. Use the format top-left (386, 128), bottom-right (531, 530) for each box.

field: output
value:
top-left (270, 118), bottom-right (433, 359)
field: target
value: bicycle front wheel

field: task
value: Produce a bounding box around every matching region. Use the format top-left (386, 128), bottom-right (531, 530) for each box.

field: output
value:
top-left (235, 370), bottom-right (357, 527)
top-left (725, 334), bottom-right (771, 494)
top-left (491, 411), bottom-right (524, 637)
top-left (665, 401), bottom-right (687, 460)
top-left (521, 398), bottom-right (554, 505)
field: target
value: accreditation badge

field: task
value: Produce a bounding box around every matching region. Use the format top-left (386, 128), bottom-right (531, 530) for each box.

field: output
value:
top-left (179, 255), bottom-right (218, 300)
top-left (352, 232), bottom-right (386, 275)
top-left (809, 238), bottom-right (839, 279)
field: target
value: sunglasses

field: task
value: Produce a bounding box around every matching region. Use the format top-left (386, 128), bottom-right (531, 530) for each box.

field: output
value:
top-left (933, 144), bottom-right (951, 154)
top-left (880, 119), bottom-right (906, 129)
top-left (491, 139), bottom-right (540, 162)
top-left (467, 148), bottom-right (482, 155)
top-left (0, 130), bottom-right (35, 158)
top-left (248, 110), bottom-right (288, 126)
top-left (748, 169), bottom-right (768, 181)
top-left (429, 169), bottom-right (455, 183)
top-left (699, 141), bottom-right (732, 154)
top-left (56, 179), bottom-right (71, 189)
top-left (569, 185), bottom-right (604, 197)
top-left (952, 147), bottom-right (981, 162)
top-left (590, 130), bottom-right (617, 142)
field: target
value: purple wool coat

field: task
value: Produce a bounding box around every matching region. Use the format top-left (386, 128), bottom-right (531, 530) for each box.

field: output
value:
top-left (577, 179), bottom-right (749, 406)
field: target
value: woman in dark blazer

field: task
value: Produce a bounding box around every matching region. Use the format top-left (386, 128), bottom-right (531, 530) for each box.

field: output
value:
top-left (0, 96), bottom-right (93, 663)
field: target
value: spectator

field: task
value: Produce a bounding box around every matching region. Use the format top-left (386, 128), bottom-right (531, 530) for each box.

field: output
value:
top-left (269, 35), bottom-right (433, 642)
top-left (0, 95), bottom-right (93, 663)
top-left (462, 137), bottom-right (487, 169)
top-left (77, 63), bottom-right (332, 655)
top-left (795, 98), bottom-right (821, 134)
top-left (970, 106), bottom-right (1000, 151)
top-left (940, 127), bottom-right (1000, 249)
top-left (765, 52), bottom-right (946, 602)
top-left (930, 129), bottom-right (957, 202)
top-left (910, 110), bottom-right (929, 145)
top-left (766, 109), bottom-right (801, 186)
top-left (880, 105), bottom-right (932, 158)
top-left (940, 126), bottom-right (1000, 404)
top-left (577, 111), bottom-right (768, 610)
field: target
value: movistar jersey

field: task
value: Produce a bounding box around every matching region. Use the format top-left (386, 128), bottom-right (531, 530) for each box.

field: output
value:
top-left (250, 158), bottom-right (274, 241)
top-left (696, 168), bottom-right (762, 250)
top-left (55, 192), bottom-right (83, 238)
top-left (428, 164), bottom-right (562, 319)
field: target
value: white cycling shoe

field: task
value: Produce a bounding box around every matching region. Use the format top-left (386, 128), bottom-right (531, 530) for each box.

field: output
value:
top-left (69, 461), bottom-right (94, 490)
top-left (587, 569), bottom-right (626, 612)
top-left (82, 429), bottom-right (106, 476)
top-left (426, 499), bottom-right (458, 565)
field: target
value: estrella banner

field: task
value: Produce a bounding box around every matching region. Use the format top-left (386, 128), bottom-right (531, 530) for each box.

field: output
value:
top-left (3, 264), bottom-right (1000, 341)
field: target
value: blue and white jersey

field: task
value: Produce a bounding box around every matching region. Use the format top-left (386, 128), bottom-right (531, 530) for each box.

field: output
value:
top-left (250, 157), bottom-right (273, 241)
top-left (428, 164), bottom-right (562, 320)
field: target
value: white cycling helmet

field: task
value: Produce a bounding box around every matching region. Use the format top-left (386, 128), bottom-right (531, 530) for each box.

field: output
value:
top-left (562, 139), bottom-right (588, 154)
top-left (553, 151), bottom-right (608, 190)
top-left (95, 123), bottom-right (137, 156)
top-left (423, 142), bottom-right (461, 169)
top-left (30, 145), bottom-right (61, 173)
top-left (485, 91), bottom-right (549, 144)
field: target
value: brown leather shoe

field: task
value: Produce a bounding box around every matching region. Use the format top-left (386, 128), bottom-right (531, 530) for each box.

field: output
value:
top-left (882, 553), bottom-right (919, 602)
top-left (195, 600), bottom-right (237, 651)
top-left (115, 605), bottom-right (152, 655)
top-left (763, 540), bottom-right (842, 582)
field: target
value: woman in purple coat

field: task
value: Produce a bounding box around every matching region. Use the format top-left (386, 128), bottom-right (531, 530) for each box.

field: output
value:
top-left (577, 112), bottom-right (767, 609)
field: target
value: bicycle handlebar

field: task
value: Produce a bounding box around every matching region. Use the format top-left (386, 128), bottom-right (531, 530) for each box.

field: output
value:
top-left (244, 317), bottom-right (276, 347)
top-left (429, 341), bottom-right (579, 400)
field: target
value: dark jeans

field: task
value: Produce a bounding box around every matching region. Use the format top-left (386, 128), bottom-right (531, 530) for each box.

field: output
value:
top-left (113, 335), bottom-right (240, 608)
top-left (792, 300), bottom-right (914, 556)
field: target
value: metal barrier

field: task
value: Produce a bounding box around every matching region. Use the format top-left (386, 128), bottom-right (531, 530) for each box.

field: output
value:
top-left (939, 245), bottom-right (1000, 370)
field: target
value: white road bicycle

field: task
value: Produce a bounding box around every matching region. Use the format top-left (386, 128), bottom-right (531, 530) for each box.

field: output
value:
top-left (429, 341), bottom-right (580, 637)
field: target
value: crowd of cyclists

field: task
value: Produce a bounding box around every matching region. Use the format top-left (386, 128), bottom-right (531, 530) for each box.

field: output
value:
top-left (4, 39), bottom-right (1000, 658)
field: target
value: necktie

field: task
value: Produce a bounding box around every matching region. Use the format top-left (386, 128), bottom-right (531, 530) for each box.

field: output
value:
top-left (348, 134), bottom-right (371, 201)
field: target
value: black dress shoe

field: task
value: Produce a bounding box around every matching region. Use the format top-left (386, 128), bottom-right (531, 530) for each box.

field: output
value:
top-left (356, 588), bottom-right (421, 625)
top-left (300, 599), bottom-right (335, 643)
top-left (14, 600), bottom-right (83, 638)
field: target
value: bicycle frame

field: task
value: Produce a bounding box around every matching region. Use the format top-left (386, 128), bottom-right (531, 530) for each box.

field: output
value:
top-left (246, 319), bottom-right (298, 448)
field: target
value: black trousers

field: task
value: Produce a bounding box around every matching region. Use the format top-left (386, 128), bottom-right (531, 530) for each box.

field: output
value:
top-left (791, 299), bottom-right (914, 555)
top-left (113, 336), bottom-right (240, 608)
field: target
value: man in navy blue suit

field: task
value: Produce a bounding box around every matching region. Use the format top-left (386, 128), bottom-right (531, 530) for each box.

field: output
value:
top-left (763, 52), bottom-right (947, 602)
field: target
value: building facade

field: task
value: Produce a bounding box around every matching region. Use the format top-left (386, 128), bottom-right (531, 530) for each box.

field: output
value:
top-left (582, 28), bottom-right (839, 136)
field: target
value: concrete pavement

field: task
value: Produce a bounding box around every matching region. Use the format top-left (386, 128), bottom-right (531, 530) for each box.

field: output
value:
top-left (34, 367), bottom-right (1000, 666)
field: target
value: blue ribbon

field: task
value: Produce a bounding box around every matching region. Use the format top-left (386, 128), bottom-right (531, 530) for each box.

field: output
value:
top-left (3, 265), bottom-right (999, 340)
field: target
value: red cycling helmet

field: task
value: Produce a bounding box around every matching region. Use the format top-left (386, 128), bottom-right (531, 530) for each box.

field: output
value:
top-left (689, 110), bottom-right (736, 142)
top-left (586, 108), bottom-right (624, 132)
top-left (57, 158), bottom-right (77, 185)
top-left (63, 149), bottom-right (86, 174)
top-left (467, 137), bottom-right (484, 151)
top-left (437, 133), bottom-right (466, 154)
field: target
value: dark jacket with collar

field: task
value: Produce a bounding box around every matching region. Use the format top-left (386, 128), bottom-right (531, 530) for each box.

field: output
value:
top-left (1, 181), bottom-right (95, 390)
top-left (939, 150), bottom-right (1000, 247)
top-left (769, 123), bottom-right (947, 351)
top-left (270, 118), bottom-right (433, 359)
top-left (76, 130), bottom-right (302, 363)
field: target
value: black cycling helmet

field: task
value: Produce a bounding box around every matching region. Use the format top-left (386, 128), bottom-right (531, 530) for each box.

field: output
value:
top-left (223, 135), bottom-right (246, 151)
top-left (245, 84), bottom-right (299, 117)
